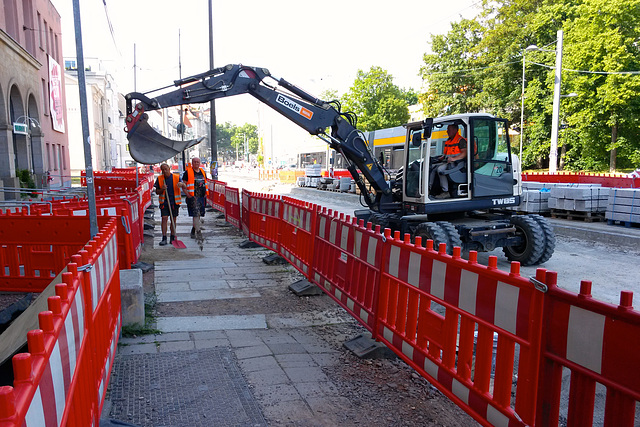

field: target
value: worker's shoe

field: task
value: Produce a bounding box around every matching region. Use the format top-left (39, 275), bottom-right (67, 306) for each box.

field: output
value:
top-left (190, 227), bottom-right (196, 239)
top-left (159, 236), bottom-right (168, 246)
top-left (434, 193), bottom-right (449, 199)
top-left (170, 235), bottom-right (176, 243)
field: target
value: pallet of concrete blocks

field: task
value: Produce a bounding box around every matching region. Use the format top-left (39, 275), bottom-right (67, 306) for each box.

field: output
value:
top-left (548, 184), bottom-right (609, 212)
top-left (606, 188), bottom-right (640, 225)
top-left (511, 182), bottom-right (555, 213)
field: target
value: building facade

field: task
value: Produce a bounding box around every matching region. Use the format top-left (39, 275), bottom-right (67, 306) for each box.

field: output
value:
top-left (0, 0), bottom-right (71, 198)
top-left (65, 57), bottom-right (132, 174)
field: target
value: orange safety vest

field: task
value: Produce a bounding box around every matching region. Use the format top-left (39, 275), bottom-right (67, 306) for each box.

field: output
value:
top-left (444, 133), bottom-right (465, 156)
top-left (186, 167), bottom-right (209, 197)
top-left (158, 174), bottom-right (182, 205)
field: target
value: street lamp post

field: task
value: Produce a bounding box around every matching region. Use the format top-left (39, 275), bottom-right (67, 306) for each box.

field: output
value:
top-left (521, 30), bottom-right (567, 173)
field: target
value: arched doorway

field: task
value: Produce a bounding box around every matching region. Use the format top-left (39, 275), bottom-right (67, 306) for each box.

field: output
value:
top-left (9, 85), bottom-right (27, 174)
top-left (27, 94), bottom-right (44, 188)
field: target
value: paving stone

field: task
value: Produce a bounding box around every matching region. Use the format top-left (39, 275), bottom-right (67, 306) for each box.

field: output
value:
top-left (118, 335), bottom-right (157, 345)
top-left (188, 280), bottom-right (230, 290)
top-left (274, 353), bottom-right (316, 368)
top-left (239, 355), bottom-right (280, 373)
top-left (153, 332), bottom-right (190, 342)
top-left (158, 340), bottom-right (195, 352)
top-left (157, 288), bottom-right (261, 303)
top-left (226, 330), bottom-right (265, 348)
top-left (267, 342), bottom-right (307, 355)
top-left (192, 330), bottom-right (227, 341)
top-left (245, 367), bottom-right (289, 387)
top-left (294, 381), bottom-right (339, 399)
top-left (194, 339), bottom-right (230, 349)
top-left (117, 343), bottom-right (158, 355)
top-left (252, 383), bottom-right (301, 406)
top-left (106, 348), bottom-right (266, 427)
top-left (157, 315), bottom-right (267, 332)
top-left (235, 344), bottom-right (274, 361)
top-left (284, 366), bottom-right (329, 383)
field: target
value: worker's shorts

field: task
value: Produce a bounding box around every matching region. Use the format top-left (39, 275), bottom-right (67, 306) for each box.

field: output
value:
top-left (160, 203), bottom-right (180, 218)
top-left (186, 196), bottom-right (206, 217)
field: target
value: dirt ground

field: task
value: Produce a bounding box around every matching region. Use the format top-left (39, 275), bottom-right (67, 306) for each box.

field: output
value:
top-left (138, 223), bottom-right (475, 426)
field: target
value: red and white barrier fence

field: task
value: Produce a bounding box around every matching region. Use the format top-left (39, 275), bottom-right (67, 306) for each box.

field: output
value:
top-left (522, 171), bottom-right (640, 188)
top-left (208, 181), bottom-right (639, 427)
top-left (0, 219), bottom-right (121, 427)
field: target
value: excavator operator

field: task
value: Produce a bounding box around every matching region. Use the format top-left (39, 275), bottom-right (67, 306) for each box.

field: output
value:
top-left (429, 124), bottom-right (467, 199)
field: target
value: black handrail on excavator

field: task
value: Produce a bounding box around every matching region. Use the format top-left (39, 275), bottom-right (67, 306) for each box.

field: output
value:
top-left (124, 64), bottom-right (409, 211)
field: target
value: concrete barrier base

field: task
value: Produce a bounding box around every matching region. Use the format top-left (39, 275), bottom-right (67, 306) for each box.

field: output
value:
top-left (119, 269), bottom-right (144, 327)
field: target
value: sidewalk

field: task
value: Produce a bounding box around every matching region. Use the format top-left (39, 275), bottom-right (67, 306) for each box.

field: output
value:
top-left (100, 206), bottom-right (383, 426)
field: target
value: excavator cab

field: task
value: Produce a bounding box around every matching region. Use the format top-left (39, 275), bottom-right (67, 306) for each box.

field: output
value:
top-left (402, 113), bottom-right (518, 214)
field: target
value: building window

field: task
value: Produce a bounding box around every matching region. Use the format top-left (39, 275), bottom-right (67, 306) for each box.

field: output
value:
top-left (45, 143), bottom-right (50, 170)
top-left (64, 60), bottom-right (77, 70)
top-left (57, 145), bottom-right (62, 171)
top-left (37, 12), bottom-right (43, 48)
top-left (41, 79), bottom-right (49, 115)
top-left (43, 20), bottom-right (48, 52)
top-left (49, 27), bottom-right (54, 56)
top-left (54, 34), bottom-right (59, 62)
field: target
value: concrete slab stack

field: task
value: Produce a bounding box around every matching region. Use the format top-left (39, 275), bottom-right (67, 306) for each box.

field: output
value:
top-left (606, 188), bottom-right (640, 225)
top-left (548, 184), bottom-right (608, 213)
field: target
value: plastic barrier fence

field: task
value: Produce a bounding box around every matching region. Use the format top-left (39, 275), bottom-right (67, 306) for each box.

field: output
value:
top-left (258, 169), bottom-right (277, 181)
top-left (244, 191), bottom-right (281, 253)
top-left (311, 210), bottom-right (383, 333)
top-left (0, 215), bottom-right (90, 292)
top-left (278, 197), bottom-right (317, 278)
top-left (27, 193), bottom-right (141, 268)
top-left (375, 232), bottom-right (544, 426)
top-left (224, 186), bottom-right (241, 229)
top-left (237, 190), bottom-right (638, 426)
top-left (207, 180), bottom-right (227, 213)
top-left (241, 190), bottom-right (251, 237)
top-left (535, 272), bottom-right (640, 426)
top-left (522, 171), bottom-right (640, 188)
top-left (0, 219), bottom-right (121, 427)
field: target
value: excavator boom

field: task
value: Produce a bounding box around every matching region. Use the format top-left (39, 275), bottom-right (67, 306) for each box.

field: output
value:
top-left (124, 64), bottom-right (403, 210)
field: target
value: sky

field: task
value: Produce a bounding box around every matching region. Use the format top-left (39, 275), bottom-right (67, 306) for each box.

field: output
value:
top-left (51, 0), bottom-right (481, 162)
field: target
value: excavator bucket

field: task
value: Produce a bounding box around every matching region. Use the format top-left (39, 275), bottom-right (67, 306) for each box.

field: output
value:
top-left (127, 113), bottom-right (206, 164)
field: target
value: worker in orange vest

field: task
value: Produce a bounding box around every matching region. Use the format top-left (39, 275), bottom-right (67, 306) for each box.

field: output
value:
top-left (182, 157), bottom-right (209, 239)
top-left (429, 124), bottom-right (467, 199)
top-left (154, 163), bottom-right (186, 245)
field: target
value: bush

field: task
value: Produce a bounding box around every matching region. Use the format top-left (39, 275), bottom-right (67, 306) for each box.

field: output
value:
top-left (16, 169), bottom-right (37, 197)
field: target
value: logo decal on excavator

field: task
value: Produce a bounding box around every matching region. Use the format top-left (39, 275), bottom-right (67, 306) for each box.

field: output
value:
top-left (276, 94), bottom-right (313, 120)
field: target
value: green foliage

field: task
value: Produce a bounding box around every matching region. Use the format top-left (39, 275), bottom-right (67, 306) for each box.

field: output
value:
top-left (340, 66), bottom-right (411, 131)
top-left (216, 122), bottom-right (259, 163)
top-left (420, 0), bottom-right (640, 171)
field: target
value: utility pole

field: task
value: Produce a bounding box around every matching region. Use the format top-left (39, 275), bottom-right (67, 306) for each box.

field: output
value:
top-left (208, 0), bottom-right (218, 180)
top-left (549, 29), bottom-right (563, 173)
top-left (72, 0), bottom-right (98, 238)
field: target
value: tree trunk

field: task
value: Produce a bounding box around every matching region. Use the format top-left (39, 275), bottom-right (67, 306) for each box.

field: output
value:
top-left (559, 143), bottom-right (567, 171)
top-left (609, 122), bottom-right (618, 173)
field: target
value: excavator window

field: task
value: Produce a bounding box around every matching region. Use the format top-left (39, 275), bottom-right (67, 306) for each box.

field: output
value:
top-left (473, 119), bottom-right (511, 176)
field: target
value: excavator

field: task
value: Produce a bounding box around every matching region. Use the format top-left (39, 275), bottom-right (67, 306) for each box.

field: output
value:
top-left (125, 64), bottom-right (554, 265)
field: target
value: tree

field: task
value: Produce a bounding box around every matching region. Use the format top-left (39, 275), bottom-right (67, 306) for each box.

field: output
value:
top-left (419, 0), bottom-right (640, 171)
top-left (419, 18), bottom-right (484, 117)
top-left (340, 66), bottom-right (411, 131)
top-left (561, 0), bottom-right (640, 171)
top-left (231, 123), bottom-right (259, 162)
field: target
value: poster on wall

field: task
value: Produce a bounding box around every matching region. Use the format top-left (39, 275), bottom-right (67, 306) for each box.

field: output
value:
top-left (48, 55), bottom-right (65, 133)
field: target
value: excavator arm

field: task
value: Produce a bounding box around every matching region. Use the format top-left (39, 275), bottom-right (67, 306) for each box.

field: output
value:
top-left (125, 64), bottom-right (394, 210)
